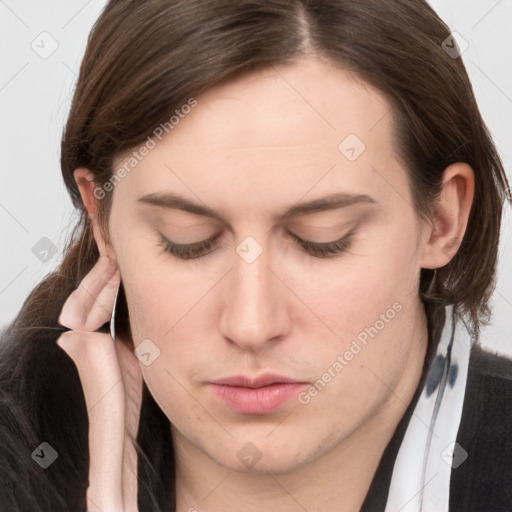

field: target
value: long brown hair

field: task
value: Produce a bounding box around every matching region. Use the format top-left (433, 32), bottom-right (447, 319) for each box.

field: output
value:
top-left (2, 1), bottom-right (510, 510)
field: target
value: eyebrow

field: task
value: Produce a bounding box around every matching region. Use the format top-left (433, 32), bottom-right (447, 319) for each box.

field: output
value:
top-left (137, 191), bottom-right (377, 225)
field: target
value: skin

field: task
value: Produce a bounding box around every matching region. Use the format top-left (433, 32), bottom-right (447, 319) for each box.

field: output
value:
top-left (62, 55), bottom-right (474, 511)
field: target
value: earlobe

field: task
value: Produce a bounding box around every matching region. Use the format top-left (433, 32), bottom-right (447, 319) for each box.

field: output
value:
top-left (73, 167), bottom-right (116, 263)
top-left (420, 162), bottom-right (475, 270)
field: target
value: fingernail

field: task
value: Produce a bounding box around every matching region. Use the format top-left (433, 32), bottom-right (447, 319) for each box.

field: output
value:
top-left (56, 336), bottom-right (69, 351)
top-left (100, 256), bottom-right (117, 274)
top-left (108, 257), bottom-right (118, 270)
top-left (108, 270), bottom-right (120, 285)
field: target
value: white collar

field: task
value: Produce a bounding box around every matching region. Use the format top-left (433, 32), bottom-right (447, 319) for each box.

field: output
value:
top-left (384, 305), bottom-right (472, 511)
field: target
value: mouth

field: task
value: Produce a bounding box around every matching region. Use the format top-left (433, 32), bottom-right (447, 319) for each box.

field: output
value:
top-left (207, 374), bottom-right (309, 415)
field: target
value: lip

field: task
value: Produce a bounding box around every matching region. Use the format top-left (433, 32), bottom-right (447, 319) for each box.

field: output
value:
top-left (208, 374), bottom-right (309, 414)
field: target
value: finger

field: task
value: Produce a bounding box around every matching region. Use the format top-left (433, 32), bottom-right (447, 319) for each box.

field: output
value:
top-left (87, 267), bottom-right (120, 332)
top-left (57, 330), bottom-right (125, 511)
top-left (91, 215), bottom-right (111, 263)
top-left (116, 339), bottom-right (144, 512)
top-left (58, 256), bottom-right (120, 332)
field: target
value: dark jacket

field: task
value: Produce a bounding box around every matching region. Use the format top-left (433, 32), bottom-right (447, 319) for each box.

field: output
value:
top-left (362, 342), bottom-right (512, 511)
top-left (1, 325), bottom-right (511, 511)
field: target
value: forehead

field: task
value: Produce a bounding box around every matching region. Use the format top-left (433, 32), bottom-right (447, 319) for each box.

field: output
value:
top-left (113, 56), bottom-right (409, 215)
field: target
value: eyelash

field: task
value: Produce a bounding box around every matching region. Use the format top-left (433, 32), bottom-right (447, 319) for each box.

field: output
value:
top-left (158, 229), bottom-right (355, 261)
top-left (288, 231), bottom-right (354, 258)
top-left (158, 233), bottom-right (219, 260)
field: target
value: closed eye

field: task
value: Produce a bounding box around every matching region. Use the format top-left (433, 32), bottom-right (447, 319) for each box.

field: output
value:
top-left (287, 229), bottom-right (355, 258)
top-left (157, 229), bottom-right (355, 260)
top-left (157, 232), bottom-right (220, 260)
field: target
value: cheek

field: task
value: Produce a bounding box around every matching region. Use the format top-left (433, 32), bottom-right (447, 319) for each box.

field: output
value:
top-left (117, 231), bottom-right (200, 338)
top-left (122, 274), bottom-right (206, 422)
top-left (293, 221), bottom-right (419, 339)
top-left (120, 258), bottom-right (215, 380)
top-left (286, 221), bottom-right (421, 398)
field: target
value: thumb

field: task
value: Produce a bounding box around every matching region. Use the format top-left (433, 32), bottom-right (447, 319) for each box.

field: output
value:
top-left (57, 330), bottom-right (126, 511)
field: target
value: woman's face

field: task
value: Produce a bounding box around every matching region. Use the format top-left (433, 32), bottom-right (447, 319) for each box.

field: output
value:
top-left (106, 56), bottom-right (432, 473)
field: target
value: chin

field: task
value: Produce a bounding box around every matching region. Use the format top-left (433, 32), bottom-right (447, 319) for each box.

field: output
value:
top-left (205, 434), bottom-right (325, 475)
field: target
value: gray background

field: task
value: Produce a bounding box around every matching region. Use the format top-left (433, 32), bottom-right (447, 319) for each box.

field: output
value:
top-left (1, 0), bottom-right (511, 354)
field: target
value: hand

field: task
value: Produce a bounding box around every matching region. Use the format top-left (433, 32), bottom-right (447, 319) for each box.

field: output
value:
top-left (56, 256), bottom-right (143, 512)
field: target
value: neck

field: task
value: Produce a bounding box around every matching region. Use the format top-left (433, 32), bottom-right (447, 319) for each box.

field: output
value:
top-left (172, 306), bottom-right (429, 512)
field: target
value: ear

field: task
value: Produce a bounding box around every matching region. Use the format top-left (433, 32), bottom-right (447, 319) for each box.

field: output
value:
top-left (74, 167), bottom-right (116, 263)
top-left (420, 162), bottom-right (475, 269)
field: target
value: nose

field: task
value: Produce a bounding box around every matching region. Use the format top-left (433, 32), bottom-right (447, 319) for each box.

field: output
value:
top-left (218, 239), bottom-right (290, 351)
